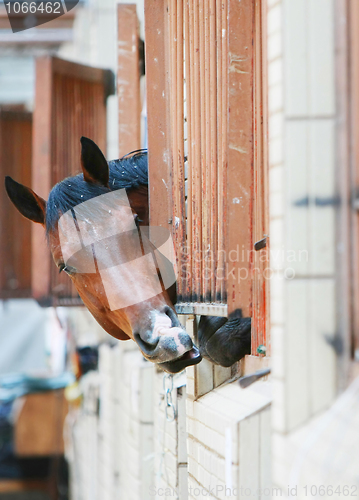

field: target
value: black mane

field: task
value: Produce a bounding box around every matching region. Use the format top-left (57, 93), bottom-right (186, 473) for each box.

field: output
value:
top-left (46, 151), bottom-right (148, 233)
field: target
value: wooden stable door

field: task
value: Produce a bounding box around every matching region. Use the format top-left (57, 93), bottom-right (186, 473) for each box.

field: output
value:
top-left (145, 0), bottom-right (269, 356)
top-left (0, 108), bottom-right (32, 299)
top-left (32, 56), bottom-right (114, 305)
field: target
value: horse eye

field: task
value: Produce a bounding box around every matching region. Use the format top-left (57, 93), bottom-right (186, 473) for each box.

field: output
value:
top-left (59, 264), bottom-right (74, 275)
top-left (134, 214), bottom-right (143, 226)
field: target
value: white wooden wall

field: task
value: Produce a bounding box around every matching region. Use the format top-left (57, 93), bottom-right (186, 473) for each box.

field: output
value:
top-left (181, 314), bottom-right (272, 500)
top-left (0, 56), bottom-right (35, 107)
top-left (66, 341), bottom-right (155, 500)
top-left (267, 0), bottom-right (351, 495)
top-left (269, 0), bottom-right (337, 436)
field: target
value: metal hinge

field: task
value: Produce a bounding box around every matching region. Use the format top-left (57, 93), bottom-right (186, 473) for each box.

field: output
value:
top-left (238, 368), bottom-right (271, 388)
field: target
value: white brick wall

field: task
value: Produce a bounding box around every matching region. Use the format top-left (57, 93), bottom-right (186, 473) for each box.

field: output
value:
top-left (186, 380), bottom-right (271, 500)
top-left (66, 340), bottom-right (156, 500)
top-left (268, 0), bottom-right (344, 494)
top-left (66, 320), bottom-right (272, 500)
top-left (269, 0), bottom-right (337, 435)
top-left (113, 343), bottom-right (155, 500)
top-left (63, 2), bottom-right (344, 498)
top-left (151, 369), bottom-right (189, 499)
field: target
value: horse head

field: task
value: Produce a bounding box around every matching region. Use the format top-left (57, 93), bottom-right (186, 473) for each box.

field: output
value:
top-left (5, 137), bottom-right (201, 373)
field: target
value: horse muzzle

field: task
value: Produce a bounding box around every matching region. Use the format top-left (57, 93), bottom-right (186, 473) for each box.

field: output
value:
top-left (159, 345), bottom-right (202, 373)
top-left (133, 307), bottom-right (202, 372)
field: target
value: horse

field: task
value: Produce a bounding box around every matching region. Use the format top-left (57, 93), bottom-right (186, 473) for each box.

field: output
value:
top-left (5, 138), bottom-right (251, 372)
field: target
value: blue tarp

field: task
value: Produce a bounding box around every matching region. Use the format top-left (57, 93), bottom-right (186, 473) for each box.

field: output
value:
top-left (0, 372), bottom-right (75, 403)
top-left (0, 300), bottom-right (48, 375)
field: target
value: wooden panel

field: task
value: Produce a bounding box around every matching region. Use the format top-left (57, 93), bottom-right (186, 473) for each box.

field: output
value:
top-left (259, 406), bottom-right (272, 498)
top-left (286, 280), bottom-right (310, 430)
top-left (32, 57), bottom-right (52, 302)
top-left (239, 414), bottom-right (260, 499)
top-left (226, 0), bottom-right (254, 318)
top-left (117, 4), bottom-right (141, 156)
top-left (144, 0), bottom-right (172, 232)
top-left (32, 56), bottom-right (114, 305)
top-left (0, 480), bottom-right (48, 493)
top-left (0, 109), bottom-right (32, 299)
top-left (145, 0), bottom-right (268, 355)
top-left (15, 390), bottom-right (68, 456)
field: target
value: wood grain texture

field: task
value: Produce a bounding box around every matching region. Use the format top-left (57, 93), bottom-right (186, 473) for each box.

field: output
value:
top-left (0, 109), bottom-right (32, 298)
top-left (226, 0), bottom-right (254, 318)
top-left (117, 4), bottom-right (141, 157)
top-left (32, 56), bottom-right (113, 305)
top-left (15, 390), bottom-right (68, 456)
top-left (144, 0), bottom-right (172, 233)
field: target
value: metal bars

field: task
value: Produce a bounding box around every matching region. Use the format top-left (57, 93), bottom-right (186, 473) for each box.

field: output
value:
top-left (146, 0), bottom-right (269, 354)
top-left (251, 0), bottom-right (269, 355)
top-left (168, 0), bottom-right (228, 304)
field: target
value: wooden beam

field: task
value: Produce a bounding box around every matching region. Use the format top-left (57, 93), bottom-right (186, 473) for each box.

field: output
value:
top-left (144, 0), bottom-right (172, 231)
top-left (117, 4), bottom-right (141, 157)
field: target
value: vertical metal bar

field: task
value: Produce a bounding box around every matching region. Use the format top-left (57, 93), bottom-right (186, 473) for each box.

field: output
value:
top-left (252, 0), bottom-right (260, 353)
top-left (251, 0), bottom-right (269, 355)
top-left (222, 0), bottom-right (228, 304)
top-left (216, 0), bottom-right (228, 303)
top-left (262, 0), bottom-right (269, 354)
top-left (169, 0), bottom-right (180, 296)
top-left (209, 0), bottom-right (217, 302)
top-left (192, 0), bottom-right (202, 301)
top-left (199, 0), bottom-right (209, 302)
top-left (189, 0), bottom-right (196, 302)
top-left (216, 0), bottom-right (223, 302)
top-left (176, 0), bottom-right (185, 301)
top-left (203, 0), bottom-right (211, 302)
top-left (184, 0), bottom-right (193, 302)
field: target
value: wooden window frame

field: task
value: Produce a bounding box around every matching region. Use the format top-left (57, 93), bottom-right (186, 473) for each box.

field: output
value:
top-left (145, 0), bottom-right (269, 376)
top-left (32, 56), bottom-right (114, 306)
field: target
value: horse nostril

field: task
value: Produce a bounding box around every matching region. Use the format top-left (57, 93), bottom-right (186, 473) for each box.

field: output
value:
top-left (163, 306), bottom-right (181, 328)
top-left (134, 333), bottom-right (159, 355)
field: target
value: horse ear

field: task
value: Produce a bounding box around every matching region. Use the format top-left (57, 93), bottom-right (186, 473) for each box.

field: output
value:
top-left (80, 137), bottom-right (109, 187)
top-left (5, 176), bottom-right (46, 225)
